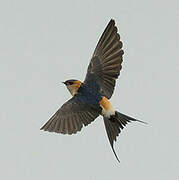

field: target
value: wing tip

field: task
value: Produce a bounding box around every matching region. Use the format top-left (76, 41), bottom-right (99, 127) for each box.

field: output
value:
top-left (40, 122), bottom-right (48, 131)
top-left (107, 19), bottom-right (115, 29)
top-left (109, 18), bottom-right (115, 23)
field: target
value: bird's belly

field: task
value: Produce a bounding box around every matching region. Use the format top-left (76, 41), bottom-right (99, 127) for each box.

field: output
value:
top-left (99, 96), bottom-right (115, 118)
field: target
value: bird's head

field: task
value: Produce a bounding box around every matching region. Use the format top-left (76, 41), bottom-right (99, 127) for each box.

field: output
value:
top-left (62, 79), bottom-right (82, 96)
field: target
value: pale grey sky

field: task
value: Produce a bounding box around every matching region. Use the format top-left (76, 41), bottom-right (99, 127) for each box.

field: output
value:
top-left (0, 0), bottom-right (179, 179)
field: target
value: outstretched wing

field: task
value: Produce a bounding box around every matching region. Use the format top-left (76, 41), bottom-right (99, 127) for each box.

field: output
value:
top-left (40, 96), bottom-right (99, 135)
top-left (84, 19), bottom-right (124, 99)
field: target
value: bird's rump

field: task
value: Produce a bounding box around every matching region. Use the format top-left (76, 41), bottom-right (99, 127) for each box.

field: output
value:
top-left (40, 95), bottom-right (99, 134)
top-left (84, 19), bottom-right (124, 99)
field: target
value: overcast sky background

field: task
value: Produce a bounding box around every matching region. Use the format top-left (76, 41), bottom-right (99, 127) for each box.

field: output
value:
top-left (0, 0), bottom-right (179, 179)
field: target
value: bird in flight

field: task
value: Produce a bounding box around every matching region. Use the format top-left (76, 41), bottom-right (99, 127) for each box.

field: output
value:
top-left (41, 19), bottom-right (146, 163)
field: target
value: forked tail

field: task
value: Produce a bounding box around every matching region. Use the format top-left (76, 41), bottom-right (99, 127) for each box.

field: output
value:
top-left (103, 111), bottom-right (147, 163)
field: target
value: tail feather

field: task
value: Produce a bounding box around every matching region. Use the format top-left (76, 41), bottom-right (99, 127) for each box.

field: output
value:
top-left (103, 111), bottom-right (147, 163)
top-left (117, 112), bottom-right (147, 124)
top-left (104, 117), bottom-right (121, 163)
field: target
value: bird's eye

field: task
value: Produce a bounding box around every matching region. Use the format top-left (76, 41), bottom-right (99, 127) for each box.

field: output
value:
top-left (68, 82), bottom-right (73, 85)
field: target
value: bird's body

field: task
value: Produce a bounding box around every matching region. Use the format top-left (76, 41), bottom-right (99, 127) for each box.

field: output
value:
top-left (41, 19), bottom-right (146, 163)
top-left (65, 80), bottom-right (115, 118)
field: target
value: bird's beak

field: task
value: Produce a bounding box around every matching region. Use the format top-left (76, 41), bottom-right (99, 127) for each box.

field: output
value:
top-left (62, 82), bottom-right (66, 85)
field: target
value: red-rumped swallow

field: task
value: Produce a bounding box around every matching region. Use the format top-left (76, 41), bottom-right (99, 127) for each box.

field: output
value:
top-left (41, 19), bottom-right (146, 163)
